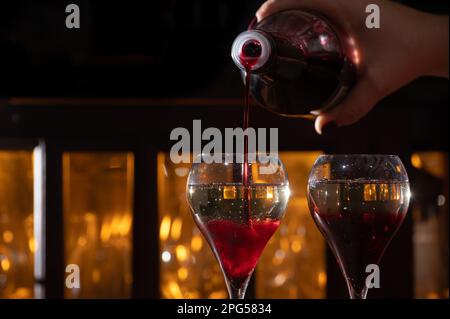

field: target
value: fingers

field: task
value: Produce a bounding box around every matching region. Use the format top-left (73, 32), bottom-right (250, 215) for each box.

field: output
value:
top-left (314, 115), bottom-right (330, 135)
top-left (255, 0), bottom-right (340, 23)
top-left (256, 0), bottom-right (277, 22)
top-left (314, 77), bottom-right (379, 134)
top-left (256, 0), bottom-right (303, 22)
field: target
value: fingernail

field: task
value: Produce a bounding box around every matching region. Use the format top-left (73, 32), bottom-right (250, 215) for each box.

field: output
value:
top-left (321, 121), bottom-right (338, 135)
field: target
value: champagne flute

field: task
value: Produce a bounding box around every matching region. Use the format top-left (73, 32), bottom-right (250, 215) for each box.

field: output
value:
top-left (186, 153), bottom-right (290, 299)
top-left (307, 155), bottom-right (410, 299)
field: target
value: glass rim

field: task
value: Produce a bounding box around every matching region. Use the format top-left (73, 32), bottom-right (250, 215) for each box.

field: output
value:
top-left (310, 154), bottom-right (409, 183)
top-left (195, 152), bottom-right (281, 156)
top-left (187, 152), bottom-right (289, 185)
top-left (192, 152), bottom-right (283, 162)
top-left (318, 154), bottom-right (401, 158)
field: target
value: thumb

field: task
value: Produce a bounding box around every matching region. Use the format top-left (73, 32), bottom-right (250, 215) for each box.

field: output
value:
top-left (256, 0), bottom-right (333, 22)
top-left (256, 0), bottom-right (301, 22)
top-left (314, 77), bottom-right (380, 134)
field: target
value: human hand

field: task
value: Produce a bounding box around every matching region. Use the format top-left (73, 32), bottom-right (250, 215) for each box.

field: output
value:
top-left (256, 0), bottom-right (449, 134)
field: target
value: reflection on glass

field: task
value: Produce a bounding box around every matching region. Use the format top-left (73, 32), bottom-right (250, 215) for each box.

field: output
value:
top-left (63, 152), bottom-right (134, 298)
top-left (158, 153), bottom-right (227, 299)
top-left (257, 152), bottom-right (326, 298)
top-left (0, 151), bottom-right (34, 299)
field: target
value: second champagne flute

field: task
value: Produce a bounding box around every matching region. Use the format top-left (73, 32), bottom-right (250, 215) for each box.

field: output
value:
top-left (307, 154), bottom-right (411, 299)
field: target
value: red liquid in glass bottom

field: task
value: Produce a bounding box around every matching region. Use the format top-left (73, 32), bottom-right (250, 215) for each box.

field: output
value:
top-left (205, 219), bottom-right (280, 288)
top-left (311, 209), bottom-right (406, 294)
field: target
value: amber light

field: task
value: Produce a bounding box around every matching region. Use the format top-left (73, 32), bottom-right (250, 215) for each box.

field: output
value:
top-left (62, 152), bottom-right (134, 298)
top-left (158, 153), bottom-right (226, 299)
top-left (411, 151), bottom-right (449, 299)
top-left (223, 186), bottom-right (237, 199)
top-left (363, 184), bottom-right (377, 201)
top-left (0, 151), bottom-right (34, 299)
top-left (257, 151), bottom-right (326, 299)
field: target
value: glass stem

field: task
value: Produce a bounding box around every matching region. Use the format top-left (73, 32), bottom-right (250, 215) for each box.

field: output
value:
top-left (348, 285), bottom-right (369, 299)
top-left (227, 286), bottom-right (247, 299)
top-left (225, 275), bottom-right (251, 299)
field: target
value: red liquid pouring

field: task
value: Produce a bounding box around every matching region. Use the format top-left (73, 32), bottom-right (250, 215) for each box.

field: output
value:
top-left (240, 39), bottom-right (262, 182)
top-left (205, 219), bottom-right (280, 288)
top-left (240, 40), bottom-right (263, 225)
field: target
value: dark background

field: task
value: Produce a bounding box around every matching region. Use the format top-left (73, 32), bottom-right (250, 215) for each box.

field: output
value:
top-left (0, 0), bottom-right (448, 299)
top-left (0, 0), bottom-right (448, 151)
top-left (0, 0), bottom-right (448, 99)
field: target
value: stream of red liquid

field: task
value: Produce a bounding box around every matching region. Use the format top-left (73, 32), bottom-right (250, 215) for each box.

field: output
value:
top-left (242, 71), bottom-right (252, 225)
top-left (241, 40), bottom-right (261, 225)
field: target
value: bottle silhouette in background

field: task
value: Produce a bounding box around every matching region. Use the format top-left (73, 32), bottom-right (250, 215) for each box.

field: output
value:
top-left (231, 10), bottom-right (358, 117)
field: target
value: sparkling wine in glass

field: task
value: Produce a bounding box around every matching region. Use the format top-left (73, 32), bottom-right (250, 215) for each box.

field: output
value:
top-left (307, 155), bottom-right (410, 299)
top-left (187, 154), bottom-right (290, 299)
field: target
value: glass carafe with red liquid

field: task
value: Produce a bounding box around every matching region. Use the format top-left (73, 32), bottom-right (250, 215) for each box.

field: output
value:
top-left (231, 10), bottom-right (357, 117)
